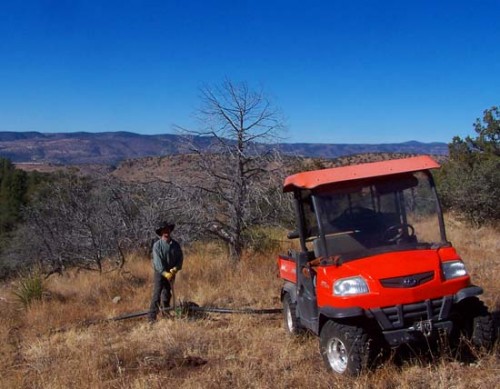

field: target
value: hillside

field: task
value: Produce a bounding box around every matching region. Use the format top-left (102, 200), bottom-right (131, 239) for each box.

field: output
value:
top-left (0, 220), bottom-right (498, 388)
top-left (0, 131), bottom-right (448, 165)
top-left (110, 152), bottom-right (448, 184)
top-left (12, 152), bottom-right (448, 186)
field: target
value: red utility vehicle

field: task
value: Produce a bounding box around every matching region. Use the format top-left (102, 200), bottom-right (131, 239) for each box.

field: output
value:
top-left (278, 156), bottom-right (494, 375)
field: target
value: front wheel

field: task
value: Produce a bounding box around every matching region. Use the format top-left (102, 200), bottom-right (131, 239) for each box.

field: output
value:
top-left (319, 320), bottom-right (372, 376)
top-left (453, 297), bottom-right (495, 351)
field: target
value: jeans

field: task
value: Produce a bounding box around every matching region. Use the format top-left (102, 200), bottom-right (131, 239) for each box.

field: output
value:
top-left (148, 271), bottom-right (172, 321)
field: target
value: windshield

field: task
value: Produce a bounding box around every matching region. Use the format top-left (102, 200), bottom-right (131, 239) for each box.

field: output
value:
top-left (306, 171), bottom-right (445, 259)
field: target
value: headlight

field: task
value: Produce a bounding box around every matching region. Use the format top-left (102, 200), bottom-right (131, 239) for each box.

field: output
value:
top-left (333, 276), bottom-right (369, 296)
top-left (442, 260), bottom-right (468, 280)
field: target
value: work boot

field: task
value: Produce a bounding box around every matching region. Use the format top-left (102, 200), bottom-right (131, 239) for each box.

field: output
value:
top-left (148, 310), bottom-right (157, 324)
top-left (160, 302), bottom-right (170, 317)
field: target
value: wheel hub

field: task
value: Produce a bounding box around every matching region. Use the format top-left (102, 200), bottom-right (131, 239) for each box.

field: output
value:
top-left (326, 338), bottom-right (348, 373)
top-left (285, 303), bottom-right (294, 332)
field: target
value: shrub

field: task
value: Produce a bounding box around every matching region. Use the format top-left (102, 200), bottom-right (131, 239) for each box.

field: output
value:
top-left (243, 227), bottom-right (283, 255)
top-left (13, 271), bottom-right (44, 308)
top-left (436, 107), bottom-right (500, 226)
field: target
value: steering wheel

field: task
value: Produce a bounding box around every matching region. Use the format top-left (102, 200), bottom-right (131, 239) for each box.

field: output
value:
top-left (382, 223), bottom-right (415, 243)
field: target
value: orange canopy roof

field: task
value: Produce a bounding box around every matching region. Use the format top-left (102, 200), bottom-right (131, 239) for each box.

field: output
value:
top-left (283, 155), bottom-right (440, 192)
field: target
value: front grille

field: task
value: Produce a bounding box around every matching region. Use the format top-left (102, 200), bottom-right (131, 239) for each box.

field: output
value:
top-left (380, 271), bottom-right (434, 288)
top-left (370, 296), bottom-right (453, 330)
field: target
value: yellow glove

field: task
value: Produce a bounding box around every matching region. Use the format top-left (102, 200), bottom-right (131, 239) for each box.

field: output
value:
top-left (162, 271), bottom-right (173, 281)
top-left (170, 267), bottom-right (178, 275)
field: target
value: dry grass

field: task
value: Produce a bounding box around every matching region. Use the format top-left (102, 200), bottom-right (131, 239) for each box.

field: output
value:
top-left (0, 219), bottom-right (498, 389)
top-left (445, 216), bottom-right (500, 312)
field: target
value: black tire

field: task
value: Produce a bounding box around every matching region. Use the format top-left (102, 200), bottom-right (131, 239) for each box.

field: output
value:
top-left (282, 293), bottom-right (303, 335)
top-left (453, 297), bottom-right (495, 351)
top-left (319, 320), bottom-right (372, 376)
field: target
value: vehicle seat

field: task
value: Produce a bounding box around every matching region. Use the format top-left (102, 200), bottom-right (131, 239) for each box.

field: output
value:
top-left (313, 234), bottom-right (366, 258)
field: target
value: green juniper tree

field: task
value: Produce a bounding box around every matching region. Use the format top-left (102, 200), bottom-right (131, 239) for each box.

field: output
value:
top-left (437, 107), bottom-right (500, 225)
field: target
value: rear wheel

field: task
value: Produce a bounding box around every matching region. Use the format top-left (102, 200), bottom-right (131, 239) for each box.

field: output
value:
top-left (282, 293), bottom-right (303, 335)
top-left (319, 320), bottom-right (371, 376)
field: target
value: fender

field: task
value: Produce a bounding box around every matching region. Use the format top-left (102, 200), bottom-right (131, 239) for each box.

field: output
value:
top-left (454, 286), bottom-right (483, 303)
top-left (281, 281), bottom-right (297, 303)
top-left (319, 306), bottom-right (365, 319)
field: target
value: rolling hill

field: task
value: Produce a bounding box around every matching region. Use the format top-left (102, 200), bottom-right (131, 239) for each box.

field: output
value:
top-left (0, 131), bottom-right (448, 165)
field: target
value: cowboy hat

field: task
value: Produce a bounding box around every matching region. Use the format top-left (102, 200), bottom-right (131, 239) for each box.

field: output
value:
top-left (155, 221), bottom-right (175, 236)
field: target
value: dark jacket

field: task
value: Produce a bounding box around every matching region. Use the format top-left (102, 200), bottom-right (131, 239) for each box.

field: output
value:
top-left (151, 238), bottom-right (183, 273)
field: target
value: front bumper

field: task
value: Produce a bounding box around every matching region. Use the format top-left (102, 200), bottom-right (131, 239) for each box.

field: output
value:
top-left (319, 286), bottom-right (483, 346)
top-left (381, 320), bottom-right (454, 346)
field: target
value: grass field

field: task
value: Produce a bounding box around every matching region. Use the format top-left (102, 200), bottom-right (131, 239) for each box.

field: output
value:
top-left (0, 219), bottom-right (498, 388)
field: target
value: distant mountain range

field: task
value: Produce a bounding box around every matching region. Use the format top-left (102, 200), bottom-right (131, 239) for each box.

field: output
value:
top-left (0, 131), bottom-right (448, 165)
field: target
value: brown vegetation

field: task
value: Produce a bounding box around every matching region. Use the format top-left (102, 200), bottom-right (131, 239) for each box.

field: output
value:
top-left (0, 218), bottom-right (498, 388)
top-left (15, 152), bottom-right (446, 184)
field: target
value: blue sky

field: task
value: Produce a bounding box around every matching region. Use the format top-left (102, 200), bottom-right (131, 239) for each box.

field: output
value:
top-left (0, 0), bottom-right (498, 144)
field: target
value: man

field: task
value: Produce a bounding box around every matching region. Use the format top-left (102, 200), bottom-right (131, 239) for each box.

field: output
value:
top-left (148, 221), bottom-right (183, 322)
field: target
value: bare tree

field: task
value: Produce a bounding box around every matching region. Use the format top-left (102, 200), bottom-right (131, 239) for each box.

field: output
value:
top-left (105, 177), bottom-right (196, 255)
top-left (176, 79), bottom-right (286, 261)
top-left (12, 172), bottom-right (190, 274)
